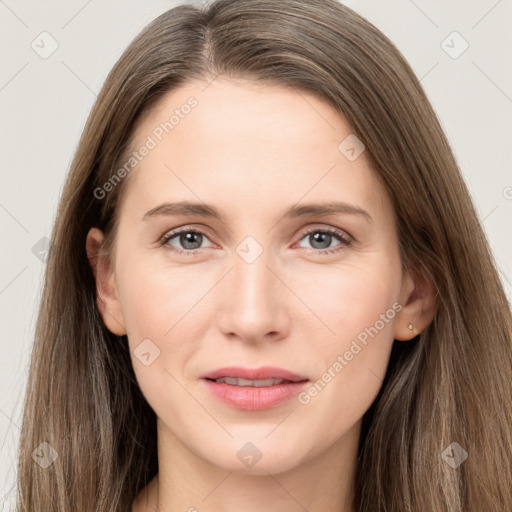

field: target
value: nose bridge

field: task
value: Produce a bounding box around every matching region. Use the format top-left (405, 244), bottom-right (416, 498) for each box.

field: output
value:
top-left (232, 240), bottom-right (276, 312)
top-left (218, 236), bottom-right (288, 341)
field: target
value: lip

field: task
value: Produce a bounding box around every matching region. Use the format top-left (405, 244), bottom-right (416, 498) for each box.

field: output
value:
top-left (199, 366), bottom-right (308, 382)
top-left (200, 366), bottom-right (309, 411)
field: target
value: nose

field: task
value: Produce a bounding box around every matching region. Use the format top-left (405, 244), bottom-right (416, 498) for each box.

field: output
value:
top-left (216, 248), bottom-right (291, 344)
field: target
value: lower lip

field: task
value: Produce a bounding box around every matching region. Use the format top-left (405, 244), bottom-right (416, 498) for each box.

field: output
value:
top-left (202, 379), bottom-right (309, 410)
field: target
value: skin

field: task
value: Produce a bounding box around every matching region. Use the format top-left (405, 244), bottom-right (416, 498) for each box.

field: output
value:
top-left (86, 78), bottom-right (436, 512)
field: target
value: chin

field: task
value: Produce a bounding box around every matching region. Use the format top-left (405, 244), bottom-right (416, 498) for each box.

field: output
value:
top-left (196, 439), bottom-right (310, 476)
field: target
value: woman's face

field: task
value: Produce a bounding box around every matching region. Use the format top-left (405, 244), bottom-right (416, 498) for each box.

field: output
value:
top-left (89, 78), bottom-right (417, 474)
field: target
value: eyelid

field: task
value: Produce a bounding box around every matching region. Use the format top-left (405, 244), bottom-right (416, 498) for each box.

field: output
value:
top-left (297, 224), bottom-right (353, 242)
top-left (158, 224), bottom-right (217, 244)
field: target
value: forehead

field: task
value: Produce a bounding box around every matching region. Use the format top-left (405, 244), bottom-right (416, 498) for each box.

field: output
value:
top-left (118, 78), bottom-right (391, 224)
top-left (133, 78), bottom-right (350, 155)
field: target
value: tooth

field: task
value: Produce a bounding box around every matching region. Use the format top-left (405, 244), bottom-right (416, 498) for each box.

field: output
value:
top-left (213, 377), bottom-right (286, 387)
top-left (253, 379), bottom-right (279, 387)
top-left (237, 378), bottom-right (254, 386)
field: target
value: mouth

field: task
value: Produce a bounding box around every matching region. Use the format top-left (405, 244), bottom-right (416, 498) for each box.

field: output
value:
top-left (200, 366), bottom-right (310, 410)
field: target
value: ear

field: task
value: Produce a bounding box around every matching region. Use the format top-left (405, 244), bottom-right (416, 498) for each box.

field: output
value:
top-left (394, 266), bottom-right (437, 341)
top-left (86, 227), bottom-right (127, 336)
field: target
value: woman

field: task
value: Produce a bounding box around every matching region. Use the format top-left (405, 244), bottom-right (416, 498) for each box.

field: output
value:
top-left (15, 0), bottom-right (512, 511)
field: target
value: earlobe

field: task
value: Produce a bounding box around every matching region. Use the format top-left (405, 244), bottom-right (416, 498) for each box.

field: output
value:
top-left (86, 227), bottom-right (127, 336)
top-left (394, 268), bottom-right (437, 341)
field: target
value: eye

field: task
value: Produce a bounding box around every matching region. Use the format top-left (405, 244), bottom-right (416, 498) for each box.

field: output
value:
top-left (296, 227), bottom-right (351, 255)
top-left (159, 228), bottom-right (215, 256)
top-left (159, 226), bottom-right (352, 257)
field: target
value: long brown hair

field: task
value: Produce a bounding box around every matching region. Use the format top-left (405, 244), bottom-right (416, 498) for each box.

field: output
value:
top-left (15, 0), bottom-right (512, 510)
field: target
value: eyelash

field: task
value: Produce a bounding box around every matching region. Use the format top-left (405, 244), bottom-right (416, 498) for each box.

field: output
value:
top-left (158, 226), bottom-right (352, 257)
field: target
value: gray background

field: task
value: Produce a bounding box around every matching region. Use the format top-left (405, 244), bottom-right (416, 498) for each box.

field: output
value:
top-left (1, 0), bottom-right (511, 508)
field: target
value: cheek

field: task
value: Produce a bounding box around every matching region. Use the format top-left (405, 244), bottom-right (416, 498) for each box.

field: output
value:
top-left (115, 259), bottom-right (205, 407)
top-left (116, 250), bottom-right (202, 340)
top-left (293, 261), bottom-right (401, 433)
top-left (292, 257), bottom-right (400, 344)
top-left (115, 252), bottom-right (228, 387)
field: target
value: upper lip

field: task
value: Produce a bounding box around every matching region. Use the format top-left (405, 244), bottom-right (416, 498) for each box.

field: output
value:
top-left (200, 366), bottom-right (309, 382)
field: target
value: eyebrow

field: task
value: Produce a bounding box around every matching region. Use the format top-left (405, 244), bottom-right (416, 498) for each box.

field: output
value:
top-left (142, 200), bottom-right (372, 224)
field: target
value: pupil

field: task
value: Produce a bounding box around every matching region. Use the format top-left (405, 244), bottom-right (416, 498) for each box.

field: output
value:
top-left (181, 232), bottom-right (201, 249)
top-left (311, 232), bottom-right (330, 249)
